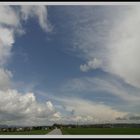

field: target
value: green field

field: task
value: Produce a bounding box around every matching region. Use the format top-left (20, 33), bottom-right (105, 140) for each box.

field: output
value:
top-left (61, 128), bottom-right (140, 135)
top-left (0, 129), bottom-right (52, 135)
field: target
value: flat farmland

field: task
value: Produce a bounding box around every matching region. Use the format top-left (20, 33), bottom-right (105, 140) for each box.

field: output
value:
top-left (0, 129), bottom-right (52, 135)
top-left (61, 128), bottom-right (140, 135)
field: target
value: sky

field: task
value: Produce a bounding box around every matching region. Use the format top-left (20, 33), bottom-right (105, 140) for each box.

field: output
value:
top-left (1, 4), bottom-right (140, 126)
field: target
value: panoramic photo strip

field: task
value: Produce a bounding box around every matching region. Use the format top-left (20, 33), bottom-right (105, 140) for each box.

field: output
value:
top-left (0, 2), bottom-right (140, 138)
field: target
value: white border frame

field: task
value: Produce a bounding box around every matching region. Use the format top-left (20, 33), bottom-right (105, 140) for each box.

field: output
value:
top-left (0, 1), bottom-right (140, 139)
top-left (0, 2), bottom-right (140, 5)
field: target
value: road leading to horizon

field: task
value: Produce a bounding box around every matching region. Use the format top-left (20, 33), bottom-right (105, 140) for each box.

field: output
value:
top-left (47, 128), bottom-right (62, 135)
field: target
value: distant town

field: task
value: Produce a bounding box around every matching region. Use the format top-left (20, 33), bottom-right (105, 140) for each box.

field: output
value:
top-left (0, 123), bottom-right (140, 132)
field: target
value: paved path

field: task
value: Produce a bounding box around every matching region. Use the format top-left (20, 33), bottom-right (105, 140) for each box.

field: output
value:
top-left (47, 128), bottom-right (62, 135)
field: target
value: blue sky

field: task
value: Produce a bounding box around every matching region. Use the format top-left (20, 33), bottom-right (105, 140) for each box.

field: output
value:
top-left (1, 5), bottom-right (140, 126)
top-left (9, 7), bottom-right (84, 91)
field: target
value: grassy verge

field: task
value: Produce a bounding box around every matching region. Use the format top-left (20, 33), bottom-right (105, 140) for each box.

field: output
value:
top-left (0, 129), bottom-right (52, 135)
top-left (60, 128), bottom-right (69, 135)
top-left (61, 128), bottom-right (140, 135)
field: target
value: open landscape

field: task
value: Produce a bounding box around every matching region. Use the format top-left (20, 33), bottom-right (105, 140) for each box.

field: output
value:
top-left (1, 2), bottom-right (140, 138)
top-left (61, 128), bottom-right (140, 135)
top-left (0, 130), bottom-right (51, 135)
top-left (0, 124), bottom-right (140, 135)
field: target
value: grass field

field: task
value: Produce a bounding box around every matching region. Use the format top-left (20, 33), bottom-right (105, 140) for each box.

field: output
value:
top-left (0, 129), bottom-right (52, 135)
top-left (61, 128), bottom-right (140, 135)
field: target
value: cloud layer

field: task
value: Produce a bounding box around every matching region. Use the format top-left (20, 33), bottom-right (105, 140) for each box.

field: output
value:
top-left (61, 76), bottom-right (140, 102)
top-left (0, 5), bottom-right (57, 126)
top-left (70, 6), bottom-right (140, 89)
top-left (0, 68), bottom-right (12, 90)
top-left (20, 5), bottom-right (51, 32)
top-left (0, 89), bottom-right (61, 126)
top-left (1, 5), bottom-right (140, 125)
top-left (0, 5), bottom-right (49, 66)
top-left (52, 97), bottom-right (128, 124)
top-left (107, 7), bottom-right (140, 88)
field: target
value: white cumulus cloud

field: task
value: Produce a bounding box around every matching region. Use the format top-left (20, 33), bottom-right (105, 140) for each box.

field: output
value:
top-left (0, 89), bottom-right (60, 125)
top-left (70, 6), bottom-right (140, 89)
top-left (0, 5), bottom-right (54, 126)
top-left (80, 58), bottom-right (102, 72)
